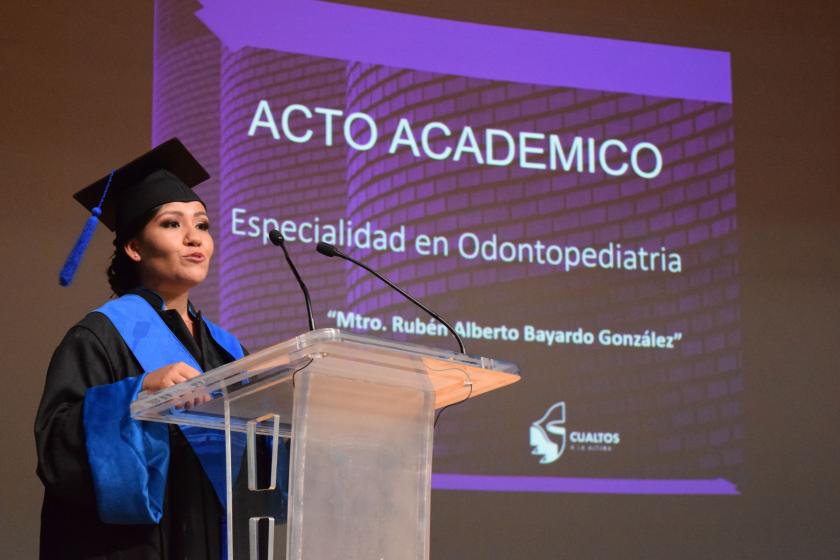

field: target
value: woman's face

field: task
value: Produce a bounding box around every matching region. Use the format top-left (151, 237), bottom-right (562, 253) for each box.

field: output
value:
top-left (124, 201), bottom-right (214, 294)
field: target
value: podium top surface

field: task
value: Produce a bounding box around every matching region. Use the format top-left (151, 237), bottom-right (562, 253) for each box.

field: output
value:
top-left (131, 328), bottom-right (520, 435)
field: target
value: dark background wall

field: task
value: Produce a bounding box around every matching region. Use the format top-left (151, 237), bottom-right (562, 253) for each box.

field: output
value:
top-left (2, 1), bottom-right (837, 557)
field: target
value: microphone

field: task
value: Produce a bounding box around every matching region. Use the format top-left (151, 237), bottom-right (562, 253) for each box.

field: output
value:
top-left (315, 241), bottom-right (465, 354)
top-left (269, 230), bottom-right (315, 331)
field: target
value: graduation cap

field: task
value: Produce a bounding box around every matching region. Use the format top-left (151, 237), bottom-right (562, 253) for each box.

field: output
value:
top-left (59, 138), bottom-right (209, 286)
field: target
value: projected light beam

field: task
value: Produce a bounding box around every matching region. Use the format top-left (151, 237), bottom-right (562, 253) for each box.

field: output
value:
top-left (432, 474), bottom-right (740, 495)
top-left (195, 0), bottom-right (731, 102)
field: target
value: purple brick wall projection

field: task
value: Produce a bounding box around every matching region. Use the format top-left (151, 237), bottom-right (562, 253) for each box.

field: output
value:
top-left (217, 50), bottom-right (348, 348)
top-left (153, 0), bottom-right (742, 489)
top-left (153, 0), bottom-right (222, 320)
top-left (342, 64), bottom-right (741, 480)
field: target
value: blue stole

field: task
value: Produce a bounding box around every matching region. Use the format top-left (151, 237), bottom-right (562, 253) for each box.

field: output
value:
top-left (82, 294), bottom-right (245, 524)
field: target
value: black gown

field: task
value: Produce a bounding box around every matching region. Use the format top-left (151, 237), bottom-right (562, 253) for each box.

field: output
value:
top-left (35, 289), bottom-right (241, 559)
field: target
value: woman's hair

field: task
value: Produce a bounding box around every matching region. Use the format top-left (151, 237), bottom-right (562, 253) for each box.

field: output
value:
top-left (106, 205), bottom-right (163, 296)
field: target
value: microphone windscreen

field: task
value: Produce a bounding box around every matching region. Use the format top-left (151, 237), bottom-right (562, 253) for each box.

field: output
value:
top-left (268, 229), bottom-right (284, 246)
top-left (316, 241), bottom-right (339, 257)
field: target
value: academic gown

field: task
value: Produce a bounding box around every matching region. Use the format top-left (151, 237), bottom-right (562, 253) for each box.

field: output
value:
top-left (35, 289), bottom-right (257, 559)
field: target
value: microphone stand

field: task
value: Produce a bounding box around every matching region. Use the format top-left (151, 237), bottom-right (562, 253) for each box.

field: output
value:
top-left (315, 241), bottom-right (465, 354)
top-left (269, 229), bottom-right (315, 331)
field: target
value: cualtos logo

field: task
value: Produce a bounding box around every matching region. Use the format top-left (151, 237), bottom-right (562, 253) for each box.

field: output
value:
top-left (529, 402), bottom-right (567, 464)
top-left (530, 401), bottom-right (621, 464)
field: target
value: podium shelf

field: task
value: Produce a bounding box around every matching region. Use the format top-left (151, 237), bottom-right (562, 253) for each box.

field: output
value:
top-left (131, 328), bottom-right (519, 436)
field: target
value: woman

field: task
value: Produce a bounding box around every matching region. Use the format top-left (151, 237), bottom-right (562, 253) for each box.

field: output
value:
top-left (34, 140), bottom-right (279, 559)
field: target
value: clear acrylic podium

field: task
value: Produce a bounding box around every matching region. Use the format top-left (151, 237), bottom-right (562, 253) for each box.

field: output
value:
top-left (131, 328), bottom-right (520, 559)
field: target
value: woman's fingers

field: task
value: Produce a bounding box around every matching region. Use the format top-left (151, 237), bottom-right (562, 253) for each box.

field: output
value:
top-left (171, 362), bottom-right (199, 383)
top-left (170, 364), bottom-right (201, 408)
top-left (143, 362), bottom-right (203, 392)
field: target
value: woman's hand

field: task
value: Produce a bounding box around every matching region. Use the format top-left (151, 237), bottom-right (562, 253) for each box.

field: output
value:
top-left (142, 362), bottom-right (209, 410)
top-left (142, 362), bottom-right (201, 392)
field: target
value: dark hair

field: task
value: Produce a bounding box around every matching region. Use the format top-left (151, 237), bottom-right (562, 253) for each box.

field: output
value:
top-left (106, 205), bottom-right (163, 296)
top-left (106, 247), bottom-right (141, 296)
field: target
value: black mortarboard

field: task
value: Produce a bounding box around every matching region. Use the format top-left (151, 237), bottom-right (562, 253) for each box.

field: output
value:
top-left (59, 138), bottom-right (209, 286)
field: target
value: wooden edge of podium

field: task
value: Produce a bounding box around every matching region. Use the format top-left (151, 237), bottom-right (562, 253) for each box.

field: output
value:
top-left (422, 357), bottom-right (520, 409)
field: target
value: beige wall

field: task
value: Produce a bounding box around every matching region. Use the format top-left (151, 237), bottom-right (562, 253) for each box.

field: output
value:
top-left (1, 3), bottom-right (152, 555)
top-left (2, 1), bottom-right (838, 557)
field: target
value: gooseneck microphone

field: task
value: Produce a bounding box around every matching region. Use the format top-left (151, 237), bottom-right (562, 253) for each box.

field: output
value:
top-left (269, 230), bottom-right (315, 331)
top-left (315, 241), bottom-right (466, 354)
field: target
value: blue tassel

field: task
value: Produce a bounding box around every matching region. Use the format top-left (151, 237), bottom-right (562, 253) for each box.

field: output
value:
top-left (59, 209), bottom-right (101, 286)
top-left (59, 169), bottom-right (115, 287)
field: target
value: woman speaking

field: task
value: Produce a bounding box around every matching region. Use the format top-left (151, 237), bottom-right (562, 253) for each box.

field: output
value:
top-left (34, 139), bottom-right (276, 559)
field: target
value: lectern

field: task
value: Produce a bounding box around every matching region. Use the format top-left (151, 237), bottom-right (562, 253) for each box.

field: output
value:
top-left (132, 328), bottom-right (519, 559)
